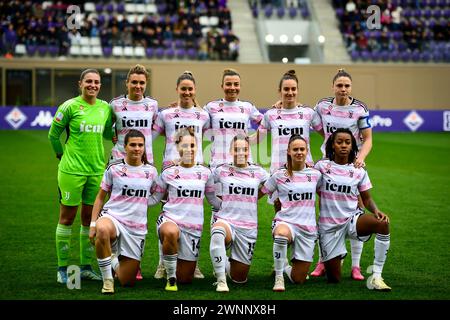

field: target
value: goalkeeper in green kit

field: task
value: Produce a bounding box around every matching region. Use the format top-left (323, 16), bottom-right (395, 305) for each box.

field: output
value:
top-left (48, 69), bottom-right (113, 284)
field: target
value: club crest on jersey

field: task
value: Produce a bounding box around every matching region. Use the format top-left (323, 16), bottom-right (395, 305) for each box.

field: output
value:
top-left (174, 109), bottom-right (180, 117)
top-left (239, 106), bottom-right (244, 113)
top-left (121, 167), bottom-right (127, 177)
top-left (249, 169), bottom-right (255, 178)
top-left (228, 167), bottom-right (235, 176)
top-left (306, 174), bottom-right (311, 182)
top-left (122, 101), bottom-right (127, 111)
top-left (349, 170), bottom-right (354, 178)
top-left (298, 112), bottom-right (303, 119)
top-left (195, 111), bottom-right (200, 119)
top-left (196, 171), bottom-right (202, 180)
top-left (144, 103), bottom-right (149, 111)
top-left (349, 111), bottom-right (353, 118)
top-left (326, 163), bottom-right (331, 174)
top-left (174, 169), bottom-right (180, 179)
top-left (144, 171), bottom-right (150, 179)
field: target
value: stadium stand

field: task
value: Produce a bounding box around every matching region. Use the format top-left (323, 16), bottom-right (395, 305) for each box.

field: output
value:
top-left (0, 0), bottom-right (239, 61)
top-left (333, 0), bottom-right (450, 63)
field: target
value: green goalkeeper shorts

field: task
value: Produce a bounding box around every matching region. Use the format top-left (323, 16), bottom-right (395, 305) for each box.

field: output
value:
top-left (58, 171), bottom-right (102, 206)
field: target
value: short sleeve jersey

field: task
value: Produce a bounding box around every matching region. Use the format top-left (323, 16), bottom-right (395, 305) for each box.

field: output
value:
top-left (314, 97), bottom-right (371, 157)
top-left (153, 107), bottom-right (210, 167)
top-left (260, 105), bottom-right (321, 173)
top-left (204, 99), bottom-right (263, 168)
top-left (110, 95), bottom-right (158, 164)
top-left (100, 160), bottom-right (158, 236)
top-left (314, 159), bottom-right (372, 232)
top-left (51, 95), bottom-right (112, 175)
top-left (155, 164), bottom-right (215, 236)
top-left (262, 166), bottom-right (321, 234)
top-left (213, 163), bottom-right (269, 229)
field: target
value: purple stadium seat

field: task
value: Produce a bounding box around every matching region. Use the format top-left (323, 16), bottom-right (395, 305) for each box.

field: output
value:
top-left (165, 48), bottom-right (175, 59)
top-left (157, 3), bottom-right (167, 15)
top-left (335, 8), bottom-right (344, 18)
top-left (432, 51), bottom-right (443, 62)
top-left (163, 39), bottom-right (173, 48)
top-left (444, 9), bottom-right (450, 19)
top-left (95, 3), bottom-right (103, 13)
top-left (155, 47), bottom-right (164, 59)
top-left (106, 3), bottom-right (114, 14)
top-left (27, 44), bottom-right (37, 56)
top-left (48, 45), bottom-right (59, 57)
top-left (38, 45), bottom-right (47, 56)
top-left (398, 41), bottom-right (407, 51)
top-left (117, 3), bottom-right (125, 14)
top-left (289, 7), bottom-right (297, 18)
top-left (400, 51), bottom-right (411, 62)
top-left (429, 0), bottom-right (437, 7)
top-left (145, 47), bottom-right (154, 58)
top-left (380, 51), bottom-right (390, 62)
top-left (432, 9), bottom-right (442, 18)
top-left (350, 50), bottom-right (360, 61)
top-left (187, 48), bottom-right (197, 59)
top-left (277, 7), bottom-right (285, 18)
top-left (170, 15), bottom-right (179, 24)
top-left (360, 50), bottom-right (371, 61)
top-left (265, 6), bottom-right (273, 18)
top-left (103, 46), bottom-right (112, 57)
top-left (411, 50), bottom-right (421, 62)
top-left (175, 39), bottom-right (184, 49)
top-left (390, 51), bottom-right (400, 62)
top-left (300, 7), bottom-right (310, 18)
top-left (424, 9), bottom-right (432, 19)
top-left (251, 6), bottom-right (258, 18)
top-left (438, 0), bottom-right (446, 7)
top-left (420, 51), bottom-right (431, 62)
top-left (176, 48), bottom-right (186, 59)
top-left (371, 51), bottom-right (381, 62)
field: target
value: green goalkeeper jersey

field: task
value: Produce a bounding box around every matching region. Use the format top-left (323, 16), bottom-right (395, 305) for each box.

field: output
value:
top-left (48, 96), bottom-right (113, 175)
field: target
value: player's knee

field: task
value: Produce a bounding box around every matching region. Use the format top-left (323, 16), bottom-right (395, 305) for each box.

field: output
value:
top-left (95, 225), bottom-right (110, 242)
top-left (376, 220), bottom-right (389, 235)
top-left (291, 273), bottom-right (307, 284)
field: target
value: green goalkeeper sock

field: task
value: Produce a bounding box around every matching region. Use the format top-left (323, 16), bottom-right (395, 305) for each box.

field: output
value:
top-left (79, 225), bottom-right (93, 266)
top-left (56, 223), bottom-right (72, 267)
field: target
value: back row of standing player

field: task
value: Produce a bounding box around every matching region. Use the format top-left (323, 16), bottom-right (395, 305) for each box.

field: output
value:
top-left (49, 65), bottom-right (391, 294)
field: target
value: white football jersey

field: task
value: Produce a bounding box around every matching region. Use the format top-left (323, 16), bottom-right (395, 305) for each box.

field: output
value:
top-left (109, 95), bottom-right (158, 164)
top-left (314, 97), bottom-right (371, 157)
top-left (260, 105), bottom-right (321, 173)
top-left (314, 159), bottom-right (372, 232)
top-left (153, 106), bottom-right (210, 168)
top-left (262, 166), bottom-right (321, 234)
top-left (204, 99), bottom-right (263, 168)
top-left (213, 163), bottom-right (269, 229)
top-left (100, 160), bottom-right (158, 236)
top-left (152, 164), bottom-right (215, 237)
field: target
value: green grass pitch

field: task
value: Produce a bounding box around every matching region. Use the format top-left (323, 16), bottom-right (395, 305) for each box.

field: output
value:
top-left (0, 130), bottom-right (449, 300)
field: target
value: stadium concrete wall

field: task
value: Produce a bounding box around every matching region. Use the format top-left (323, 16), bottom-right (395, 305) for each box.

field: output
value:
top-left (1, 59), bottom-right (449, 110)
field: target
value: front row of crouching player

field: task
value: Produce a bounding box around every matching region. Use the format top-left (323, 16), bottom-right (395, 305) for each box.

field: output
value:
top-left (89, 128), bottom-right (391, 294)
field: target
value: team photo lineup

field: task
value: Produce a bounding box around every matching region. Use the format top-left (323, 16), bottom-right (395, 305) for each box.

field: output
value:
top-left (49, 64), bottom-right (392, 295)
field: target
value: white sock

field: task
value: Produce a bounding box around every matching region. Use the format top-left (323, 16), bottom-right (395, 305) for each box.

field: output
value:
top-left (97, 257), bottom-right (113, 280)
top-left (225, 258), bottom-right (230, 276)
top-left (111, 255), bottom-right (119, 272)
top-left (351, 238), bottom-right (364, 268)
top-left (163, 254), bottom-right (178, 279)
top-left (210, 226), bottom-right (227, 280)
top-left (373, 233), bottom-right (390, 278)
top-left (273, 236), bottom-right (288, 277)
top-left (158, 240), bottom-right (163, 265)
top-left (284, 264), bottom-right (294, 283)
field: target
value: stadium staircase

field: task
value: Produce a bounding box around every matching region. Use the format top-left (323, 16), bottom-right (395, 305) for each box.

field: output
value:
top-left (309, 0), bottom-right (350, 63)
top-left (227, 0), bottom-right (264, 63)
